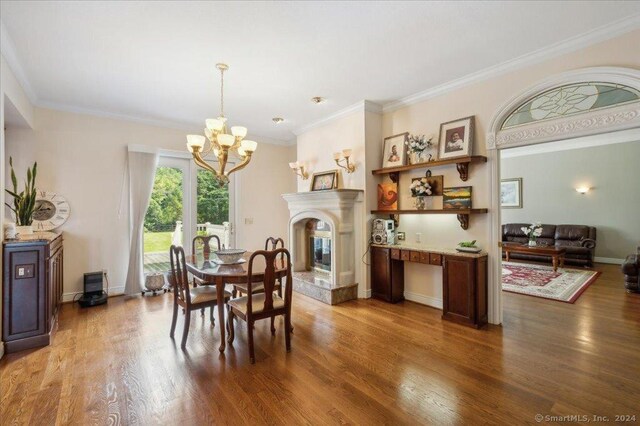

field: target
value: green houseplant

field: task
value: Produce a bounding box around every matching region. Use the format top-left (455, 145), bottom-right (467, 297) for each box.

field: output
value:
top-left (4, 157), bottom-right (39, 235)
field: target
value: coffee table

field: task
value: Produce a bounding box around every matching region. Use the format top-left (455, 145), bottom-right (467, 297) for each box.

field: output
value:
top-left (502, 242), bottom-right (566, 272)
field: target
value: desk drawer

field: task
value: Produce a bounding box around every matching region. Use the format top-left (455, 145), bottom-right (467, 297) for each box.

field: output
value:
top-left (429, 253), bottom-right (443, 266)
top-left (400, 250), bottom-right (411, 261)
top-left (419, 252), bottom-right (430, 264)
top-left (390, 249), bottom-right (401, 260)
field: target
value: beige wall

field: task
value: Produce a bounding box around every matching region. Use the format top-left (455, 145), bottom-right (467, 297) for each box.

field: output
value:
top-left (501, 141), bottom-right (640, 261)
top-left (4, 107), bottom-right (295, 299)
top-left (380, 29), bottom-right (640, 307)
top-left (295, 111), bottom-right (365, 192)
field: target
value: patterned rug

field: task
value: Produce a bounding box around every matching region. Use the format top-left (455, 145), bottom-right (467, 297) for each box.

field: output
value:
top-left (502, 261), bottom-right (600, 303)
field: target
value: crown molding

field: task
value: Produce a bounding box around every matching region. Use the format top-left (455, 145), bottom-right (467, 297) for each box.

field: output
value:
top-left (382, 14), bottom-right (640, 113)
top-left (293, 100), bottom-right (382, 136)
top-left (0, 20), bottom-right (37, 103)
top-left (500, 127), bottom-right (640, 158)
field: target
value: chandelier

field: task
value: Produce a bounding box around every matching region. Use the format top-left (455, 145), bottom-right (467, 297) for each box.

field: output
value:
top-left (186, 63), bottom-right (257, 183)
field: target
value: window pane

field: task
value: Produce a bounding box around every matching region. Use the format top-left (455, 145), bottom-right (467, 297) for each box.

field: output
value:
top-left (196, 169), bottom-right (229, 246)
top-left (143, 166), bottom-right (184, 273)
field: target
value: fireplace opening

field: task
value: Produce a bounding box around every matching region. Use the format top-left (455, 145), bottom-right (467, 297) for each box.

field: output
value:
top-left (306, 219), bottom-right (331, 273)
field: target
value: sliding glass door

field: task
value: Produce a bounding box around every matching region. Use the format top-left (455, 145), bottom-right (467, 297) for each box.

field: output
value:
top-left (143, 155), bottom-right (235, 273)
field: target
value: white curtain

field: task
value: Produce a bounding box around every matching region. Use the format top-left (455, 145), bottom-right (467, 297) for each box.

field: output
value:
top-left (124, 150), bottom-right (158, 296)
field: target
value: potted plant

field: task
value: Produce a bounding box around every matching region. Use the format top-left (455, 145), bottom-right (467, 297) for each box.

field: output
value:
top-left (409, 177), bottom-right (433, 210)
top-left (4, 157), bottom-right (39, 236)
top-left (521, 223), bottom-right (543, 246)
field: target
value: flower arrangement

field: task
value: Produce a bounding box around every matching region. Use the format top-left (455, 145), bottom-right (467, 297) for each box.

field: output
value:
top-left (406, 134), bottom-right (433, 154)
top-left (410, 178), bottom-right (433, 197)
top-left (521, 222), bottom-right (543, 246)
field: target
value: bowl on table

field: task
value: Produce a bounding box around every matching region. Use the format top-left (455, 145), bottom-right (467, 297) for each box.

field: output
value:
top-left (213, 249), bottom-right (247, 264)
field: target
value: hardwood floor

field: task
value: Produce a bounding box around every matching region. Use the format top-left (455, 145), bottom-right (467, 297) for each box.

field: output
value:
top-left (1, 263), bottom-right (639, 425)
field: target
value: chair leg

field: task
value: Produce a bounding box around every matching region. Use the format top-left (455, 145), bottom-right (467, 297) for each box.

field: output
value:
top-left (284, 313), bottom-right (292, 352)
top-left (232, 289), bottom-right (237, 298)
top-left (181, 310), bottom-right (191, 349)
top-left (248, 320), bottom-right (256, 364)
top-left (210, 306), bottom-right (215, 326)
top-left (227, 310), bottom-right (235, 344)
top-left (270, 316), bottom-right (276, 336)
top-left (201, 308), bottom-right (205, 317)
top-left (169, 302), bottom-right (178, 338)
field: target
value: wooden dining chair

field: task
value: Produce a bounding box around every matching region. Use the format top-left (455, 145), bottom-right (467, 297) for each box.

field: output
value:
top-left (169, 244), bottom-right (231, 349)
top-left (227, 248), bottom-right (293, 364)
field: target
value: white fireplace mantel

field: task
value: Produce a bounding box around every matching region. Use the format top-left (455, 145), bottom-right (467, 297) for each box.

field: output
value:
top-left (282, 189), bottom-right (365, 304)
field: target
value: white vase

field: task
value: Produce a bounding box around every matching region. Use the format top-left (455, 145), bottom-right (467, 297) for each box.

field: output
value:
top-left (16, 225), bottom-right (34, 236)
top-left (528, 239), bottom-right (537, 247)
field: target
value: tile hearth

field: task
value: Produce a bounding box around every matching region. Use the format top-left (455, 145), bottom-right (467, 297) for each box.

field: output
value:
top-left (292, 271), bottom-right (358, 305)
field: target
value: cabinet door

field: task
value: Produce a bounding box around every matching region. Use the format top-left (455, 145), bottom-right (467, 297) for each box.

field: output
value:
top-left (371, 247), bottom-right (391, 301)
top-left (3, 246), bottom-right (46, 341)
top-left (442, 256), bottom-right (476, 326)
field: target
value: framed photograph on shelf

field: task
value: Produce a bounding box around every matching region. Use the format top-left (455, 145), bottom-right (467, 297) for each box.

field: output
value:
top-left (377, 182), bottom-right (398, 211)
top-left (410, 170), bottom-right (443, 197)
top-left (501, 178), bottom-right (522, 208)
top-left (443, 186), bottom-right (472, 210)
top-left (310, 170), bottom-right (339, 191)
top-left (382, 132), bottom-right (408, 168)
top-left (438, 116), bottom-right (475, 160)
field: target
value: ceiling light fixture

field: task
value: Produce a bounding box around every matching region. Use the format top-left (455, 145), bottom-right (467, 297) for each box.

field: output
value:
top-left (272, 117), bottom-right (284, 124)
top-left (311, 96), bottom-right (325, 104)
top-left (186, 63), bottom-right (257, 184)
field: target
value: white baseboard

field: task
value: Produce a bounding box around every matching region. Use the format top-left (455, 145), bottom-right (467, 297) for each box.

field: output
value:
top-left (594, 257), bottom-right (624, 265)
top-left (404, 291), bottom-right (443, 309)
top-left (364, 289), bottom-right (372, 298)
top-left (62, 286), bottom-right (125, 303)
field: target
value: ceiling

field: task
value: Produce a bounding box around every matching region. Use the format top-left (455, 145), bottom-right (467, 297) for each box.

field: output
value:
top-left (2, 1), bottom-right (639, 143)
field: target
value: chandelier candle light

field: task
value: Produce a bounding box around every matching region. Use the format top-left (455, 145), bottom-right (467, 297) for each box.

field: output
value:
top-left (186, 63), bottom-right (257, 183)
top-left (333, 149), bottom-right (356, 173)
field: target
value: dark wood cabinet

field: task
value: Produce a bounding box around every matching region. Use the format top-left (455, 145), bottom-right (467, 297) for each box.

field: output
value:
top-left (371, 246), bottom-right (404, 303)
top-left (442, 255), bottom-right (487, 328)
top-left (3, 234), bottom-right (64, 353)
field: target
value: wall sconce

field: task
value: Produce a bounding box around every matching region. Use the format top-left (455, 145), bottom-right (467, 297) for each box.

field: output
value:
top-left (289, 161), bottom-right (309, 180)
top-left (575, 186), bottom-right (591, 194)
top-left (333, 149), bottom-right (356, 173)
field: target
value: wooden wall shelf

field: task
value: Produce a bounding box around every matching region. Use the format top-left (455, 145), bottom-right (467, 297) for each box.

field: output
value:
top-left (370, 209), bottom-right (488, 230)
top-left (371, 155), bottom-right (487, 181)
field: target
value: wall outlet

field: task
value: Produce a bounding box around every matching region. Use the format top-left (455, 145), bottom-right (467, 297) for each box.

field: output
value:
top-left (397, 232), bottom-right (405, 241)
top-left (416, 232), bottom-right (422, 243)
top-left (244, 218), bottom-right (254, 225)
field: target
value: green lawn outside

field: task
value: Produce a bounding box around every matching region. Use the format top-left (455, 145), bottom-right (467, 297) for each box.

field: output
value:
top-left (144, 231), bottom-right (173, 253)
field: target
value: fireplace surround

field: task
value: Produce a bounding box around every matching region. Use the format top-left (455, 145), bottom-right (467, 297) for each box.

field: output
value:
top-left (282, 189), bottom-right (364, 305)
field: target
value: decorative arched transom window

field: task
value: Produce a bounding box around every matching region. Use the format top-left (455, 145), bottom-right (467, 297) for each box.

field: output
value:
top-left (501, 82), bottom-right (640, 130)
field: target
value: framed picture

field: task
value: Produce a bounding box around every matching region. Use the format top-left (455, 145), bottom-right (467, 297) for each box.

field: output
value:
top-left (501, 178), bottom-right (522, 208)
top-left (410, 170), bottom-right (443, 197)
top-left (310, 170), bottom-right (339, 191)
top-left (443, 186), bottom-right (472, 210)
top-left (382, 132), bottom-right (408, 168)
top-left (377, 182), bottom-right (398, 210)
top-left (438, 116), bottom-right (475, 160)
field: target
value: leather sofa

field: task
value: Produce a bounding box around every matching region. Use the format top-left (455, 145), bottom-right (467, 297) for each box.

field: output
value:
top-left (622, 246), bottom-right (639, 293)
top-left (502, 223), bottom-right (596, 267)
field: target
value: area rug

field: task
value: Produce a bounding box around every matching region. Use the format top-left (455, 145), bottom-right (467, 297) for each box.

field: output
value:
top-left (502, 262), bottom-right (600, 303)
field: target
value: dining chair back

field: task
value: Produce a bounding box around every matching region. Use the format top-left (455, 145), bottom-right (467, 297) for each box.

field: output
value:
top-left (192, 235), bottom-right (222, 258)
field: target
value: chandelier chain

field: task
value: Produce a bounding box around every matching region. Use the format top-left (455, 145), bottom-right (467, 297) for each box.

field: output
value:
top-left (220, 67), bottom-right (225, 118)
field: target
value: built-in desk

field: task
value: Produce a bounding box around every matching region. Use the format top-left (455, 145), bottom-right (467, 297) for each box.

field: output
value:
top-left (371, 243), bottom-right (488, 329)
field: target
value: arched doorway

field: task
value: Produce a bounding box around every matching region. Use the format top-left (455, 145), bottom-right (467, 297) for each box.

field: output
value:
top-left (485, 67), bottom-right (640, 324)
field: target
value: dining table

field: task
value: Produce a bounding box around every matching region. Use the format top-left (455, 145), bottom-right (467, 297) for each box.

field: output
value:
top-left (184, 251), bottom-right (289, 352)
